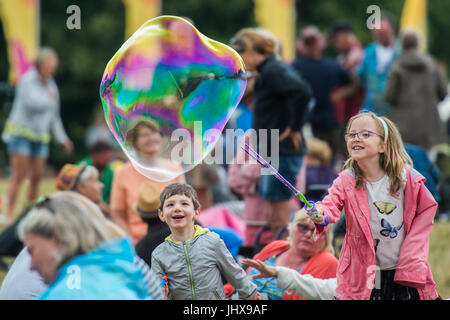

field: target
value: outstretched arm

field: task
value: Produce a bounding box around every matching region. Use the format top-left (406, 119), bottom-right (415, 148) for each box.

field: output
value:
top-left (242, 258), bottom-right (337, 300)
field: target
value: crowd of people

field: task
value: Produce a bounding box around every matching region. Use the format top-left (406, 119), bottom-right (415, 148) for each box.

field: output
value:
top-left (0, 12), bottom-right (448, 300)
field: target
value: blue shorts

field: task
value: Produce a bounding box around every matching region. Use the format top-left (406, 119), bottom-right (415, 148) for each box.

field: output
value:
top-left (258, 155), bottom-right (303, 201)
top-left (7, 135), bottom-right (49, 158)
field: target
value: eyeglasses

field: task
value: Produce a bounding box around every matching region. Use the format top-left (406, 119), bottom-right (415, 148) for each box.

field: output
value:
top-left (296, 223), bottom-right (315, 235)
top-left (344, 130), bottom-right (384, 142)
top-left (35, 196), bottom-right (55, 214)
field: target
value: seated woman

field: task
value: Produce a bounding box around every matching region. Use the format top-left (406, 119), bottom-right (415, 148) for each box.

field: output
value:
top-left (225, 209), bottom-right (338, 299)
top-left (16, 191), bottom-right (161, 299)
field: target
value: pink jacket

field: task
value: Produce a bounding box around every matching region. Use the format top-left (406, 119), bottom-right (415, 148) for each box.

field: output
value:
top-left (318, 167), bottom-right (438, 300)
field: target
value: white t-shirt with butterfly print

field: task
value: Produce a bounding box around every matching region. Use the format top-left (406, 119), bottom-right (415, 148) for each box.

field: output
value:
top-left (366, 170), bottom-right (406, 270)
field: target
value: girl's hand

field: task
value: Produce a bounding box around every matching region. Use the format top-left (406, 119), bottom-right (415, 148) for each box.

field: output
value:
top-left (304, 204), bottom-right (325, 225)
top-left (241, 259), bottom-right (277, 278)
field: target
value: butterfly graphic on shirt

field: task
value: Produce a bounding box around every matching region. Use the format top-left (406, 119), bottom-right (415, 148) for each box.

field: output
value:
top-left (380, 218), bottom-right (404, 239)
top-left (373, 201), bottom-right (397, 215)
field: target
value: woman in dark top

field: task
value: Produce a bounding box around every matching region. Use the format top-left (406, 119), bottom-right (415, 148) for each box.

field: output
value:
top-left (230, 28), bottom-right (312, 238)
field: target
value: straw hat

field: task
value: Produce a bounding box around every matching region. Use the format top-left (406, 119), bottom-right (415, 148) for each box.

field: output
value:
top-left (55, 163), bottom-right (87, 191)
top-left (135, 182), bottom-right (161, 219)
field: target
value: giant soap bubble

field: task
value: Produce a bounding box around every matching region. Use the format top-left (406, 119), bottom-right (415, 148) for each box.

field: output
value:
top-left (100, 16), bottom-right (246, 181)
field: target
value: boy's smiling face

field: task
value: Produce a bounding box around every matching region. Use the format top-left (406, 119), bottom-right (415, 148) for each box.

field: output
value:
top-left (159, 194), bottom-right (199, 231)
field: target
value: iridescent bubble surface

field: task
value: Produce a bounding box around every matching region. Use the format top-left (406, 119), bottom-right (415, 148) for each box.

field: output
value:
top-left (100, 15), bottom-right (246, 181)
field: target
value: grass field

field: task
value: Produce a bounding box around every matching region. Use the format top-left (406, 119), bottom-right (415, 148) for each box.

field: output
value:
top-left (0, 178), bottom-right (449, 298)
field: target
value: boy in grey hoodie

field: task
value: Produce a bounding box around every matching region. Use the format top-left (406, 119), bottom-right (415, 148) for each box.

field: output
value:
top-left (151, 183), bottom-right (259, 300)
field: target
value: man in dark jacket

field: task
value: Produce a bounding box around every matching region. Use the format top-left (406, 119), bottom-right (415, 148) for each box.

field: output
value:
top-left (292, 25), bottom-right (350, 162)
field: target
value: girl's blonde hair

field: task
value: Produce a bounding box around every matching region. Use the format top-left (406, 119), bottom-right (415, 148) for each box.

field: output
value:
top-left (344, 112), bottom-right (413, 197)
top-left (287, 209), bottom-right (334, 256)
top-left (18, 191), bottom-right (126, 269)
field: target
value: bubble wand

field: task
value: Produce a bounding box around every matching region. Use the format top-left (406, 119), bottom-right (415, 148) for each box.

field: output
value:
top-left (241, 143), bottom-right (328, 239)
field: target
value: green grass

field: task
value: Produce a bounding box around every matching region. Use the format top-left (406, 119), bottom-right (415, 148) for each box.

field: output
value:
top-left (429, 221), bottom-right (450, 298)
top-left (0, 178), bottom-right (449, 299)
top-left (0, 178), bottom-right (58, 221)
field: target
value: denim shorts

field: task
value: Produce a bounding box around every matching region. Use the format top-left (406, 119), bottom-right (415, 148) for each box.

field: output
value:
top-left (7, 135), bottom-right (49, 158)
top-left (257, 155), bottom-right (303, 201)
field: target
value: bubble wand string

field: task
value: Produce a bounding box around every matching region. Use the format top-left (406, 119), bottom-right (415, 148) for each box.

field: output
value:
top-left (241, 143), bottom-right (310, 205)
top-left (241, 143), bottom-right (323, 239)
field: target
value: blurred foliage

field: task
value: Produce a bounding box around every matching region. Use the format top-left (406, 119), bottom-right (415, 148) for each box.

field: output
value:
top-left (0, 0), bottom-right (449, 172)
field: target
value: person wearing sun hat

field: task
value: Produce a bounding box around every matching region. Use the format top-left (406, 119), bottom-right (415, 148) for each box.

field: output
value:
top-left (55, 163), bottom-right (88, 190)
top-left (135, 182), bottom-right (171, 267)
top-left (55, 163), bottom-right (110, 217)
top-left (134, 182), bottom-right (160, 220)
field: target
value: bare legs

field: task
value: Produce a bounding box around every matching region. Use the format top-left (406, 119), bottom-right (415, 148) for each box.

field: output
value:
top-left (28, 156), bottom-right (46, 201)
top-left (4, 154), bottom-right (46, 224)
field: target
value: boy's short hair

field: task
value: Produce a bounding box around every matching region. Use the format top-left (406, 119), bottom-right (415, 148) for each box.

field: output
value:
top-left (159, 183), bottom-right (200, 211)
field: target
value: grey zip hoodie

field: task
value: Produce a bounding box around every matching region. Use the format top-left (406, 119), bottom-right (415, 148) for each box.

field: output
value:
top-left (151, 225), bottom-right (257, 300)
top-left (2, 68), bottom-right (68, 144)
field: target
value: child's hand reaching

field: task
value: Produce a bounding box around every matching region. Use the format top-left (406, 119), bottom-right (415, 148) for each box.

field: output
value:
top-left (242, 259), bottom-right (276, 279)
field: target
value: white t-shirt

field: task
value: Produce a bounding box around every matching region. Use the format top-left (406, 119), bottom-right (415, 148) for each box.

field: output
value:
top-left (367, 172), bottom-right (406, 270)
top-left (375, 44), bottom-right (394, 74)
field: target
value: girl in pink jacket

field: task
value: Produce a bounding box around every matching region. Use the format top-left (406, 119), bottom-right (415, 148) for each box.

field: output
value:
top-left (309, 112), bottom-right (439, 300)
